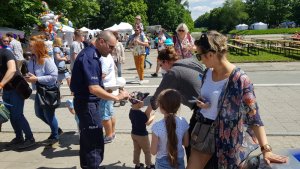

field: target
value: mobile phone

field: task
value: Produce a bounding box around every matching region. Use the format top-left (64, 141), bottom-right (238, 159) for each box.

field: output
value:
top-left (188, 100), bottom-right (198, 103)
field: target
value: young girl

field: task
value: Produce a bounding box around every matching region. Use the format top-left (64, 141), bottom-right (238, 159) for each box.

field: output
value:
top-left (151, 89), bottom-right (189, 169)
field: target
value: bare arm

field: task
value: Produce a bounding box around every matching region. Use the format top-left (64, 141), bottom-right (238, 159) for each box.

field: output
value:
top-left (55, 52), bottom-right (67, 61)
top-left (89, 85), bottom-right (128, 101)
top-left (0, 60), bottom-right (16, 86)
top-left (150, 133), bottom-right (158, 155)
top-left (252, 125), bottom-right (288, 164)
top-left (182, 131), bottom-right (189, 147)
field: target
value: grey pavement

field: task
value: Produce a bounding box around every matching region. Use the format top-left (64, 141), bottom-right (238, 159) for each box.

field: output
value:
top-left (1, 49), bottom-right (300, 168)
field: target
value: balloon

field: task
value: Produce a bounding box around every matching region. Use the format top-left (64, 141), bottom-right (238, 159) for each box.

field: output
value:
top-left (48, 19), bottom-right (54, 24)
top-left (45, 21), bottom-right (49, 27)
top-left (68, 21), bottom-right (73, 27)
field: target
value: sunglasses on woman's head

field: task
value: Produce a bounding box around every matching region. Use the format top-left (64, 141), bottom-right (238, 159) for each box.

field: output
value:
top-left (195, 33), bottom-right (214, 54)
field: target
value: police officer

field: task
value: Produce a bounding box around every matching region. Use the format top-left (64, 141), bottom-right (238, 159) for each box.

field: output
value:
top-left (70, 31), bottom-right (129, 169)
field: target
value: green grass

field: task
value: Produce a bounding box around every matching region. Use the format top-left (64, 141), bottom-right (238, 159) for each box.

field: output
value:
top-left (229, 28), bottom-right (300, 35)
top-left (228, 51), bottom-right (300, 63)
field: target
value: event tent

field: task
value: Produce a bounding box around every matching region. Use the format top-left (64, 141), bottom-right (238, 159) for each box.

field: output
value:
top-left (250, 22), bottom-right (268, 30)
top-left (105, 22), bottom-right (133, 34)
top-left (0, 27), bottom-right (25, 38)
top-left (235, 24), bottom-right (248, 30)
top-left (104, 24), bottom-right (119, 31)
top-left (62, 24), bottom-right (75, 32)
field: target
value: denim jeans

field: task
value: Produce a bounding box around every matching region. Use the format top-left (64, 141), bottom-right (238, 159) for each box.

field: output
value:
top-left (34, 94), bottom-right (59, 139)
top-left (114, 61), bottom-right (122, 77)
top-left (155, 156), bottom-right (185, 169)
top-left (3, 89), bottom-right (33, 140)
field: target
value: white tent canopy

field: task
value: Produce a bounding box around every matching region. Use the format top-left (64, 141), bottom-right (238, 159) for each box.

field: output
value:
top-left (117, 22), bottom-right (133, 32)
top-left (104, 24), bottom-right (119, 31)
top-left (235, 24), bottom-right (248, 30)
top-left (0, 27), bottom-right (25, 37)
top-left (62, 24), bottom-right (74, 32)
top-left (251, 22), bottom-right (268, 30)
top-left (80, 27), bottom-right (91, 32)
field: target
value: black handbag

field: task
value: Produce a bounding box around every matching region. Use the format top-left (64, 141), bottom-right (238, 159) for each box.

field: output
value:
top-left (36, 82), bottom-right (61, 109)
top-left (57, 66), bottom-right (69, 74)
top-left (9, 74), bottom-right (32, 99)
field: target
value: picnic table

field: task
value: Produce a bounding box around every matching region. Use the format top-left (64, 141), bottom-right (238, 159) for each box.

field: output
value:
top-left (229, 39), bottom-right (260, 55)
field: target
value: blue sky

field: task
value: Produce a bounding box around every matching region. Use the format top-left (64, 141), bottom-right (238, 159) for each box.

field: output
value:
top-left (188, 0), bottom-right (225, 20)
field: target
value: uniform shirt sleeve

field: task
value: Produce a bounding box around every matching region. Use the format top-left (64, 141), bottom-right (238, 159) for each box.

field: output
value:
top-left (81, 54), bottom-right (101, 86)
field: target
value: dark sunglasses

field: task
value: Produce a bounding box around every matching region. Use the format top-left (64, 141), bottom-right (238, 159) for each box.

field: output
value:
top-left (178, 30), bottom-right (185, 32)
top-left (104, 40), bottom-right (115, 50)
top-left (2, 40), bottom-right (9, 42)
top-left (195, 53), bottom-right (201, 61)
top-left (195, 33), bottom-right (215, 54)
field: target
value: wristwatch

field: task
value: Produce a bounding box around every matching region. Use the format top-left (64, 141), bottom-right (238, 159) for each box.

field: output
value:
top-left (261, 144), bottom-right (272, 153)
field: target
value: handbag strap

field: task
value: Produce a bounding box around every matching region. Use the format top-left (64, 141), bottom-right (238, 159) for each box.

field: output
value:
top-left (175, 34), bottom-right (185, 59)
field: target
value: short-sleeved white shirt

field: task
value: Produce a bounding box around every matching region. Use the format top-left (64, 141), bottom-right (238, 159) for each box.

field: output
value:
top-left (100, 54), bottom-right (116, 87)
top-left (151, 116), bottom-right (189, 159)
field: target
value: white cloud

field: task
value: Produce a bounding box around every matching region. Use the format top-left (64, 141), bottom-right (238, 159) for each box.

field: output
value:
top-left (188, 0), bottom-right (207, 3)
top-left (191, 6), bottom-right (212, 20)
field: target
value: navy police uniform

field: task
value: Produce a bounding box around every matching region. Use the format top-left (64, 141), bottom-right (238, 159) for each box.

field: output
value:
top-left (70, 45), bottom-right (104, 169)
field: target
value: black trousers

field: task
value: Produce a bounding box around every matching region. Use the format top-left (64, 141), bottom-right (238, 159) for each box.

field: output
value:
top-left (74, 99), bottom-right (104, 169)
top-left (185, 109), bottom-right (217, 169)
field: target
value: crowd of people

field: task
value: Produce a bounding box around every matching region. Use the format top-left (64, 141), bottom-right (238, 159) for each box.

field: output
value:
top-left (0, 15), bottom-right (290, 169)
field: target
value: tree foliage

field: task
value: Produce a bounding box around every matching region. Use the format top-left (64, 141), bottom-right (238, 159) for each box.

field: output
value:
top-left (0, 0), bottom-right (193, 33)
top-left (195, 0), bottom-right (300, 33)
top-left (0, 1), bottom-right (43, 32)
top-left (146, 0), bottom-right (193, 32)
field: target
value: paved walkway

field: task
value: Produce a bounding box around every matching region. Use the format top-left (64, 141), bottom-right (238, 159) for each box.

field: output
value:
top-left (1, 49), bottom-right (300, 168)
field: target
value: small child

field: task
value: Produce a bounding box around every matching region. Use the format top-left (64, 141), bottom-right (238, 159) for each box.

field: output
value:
top-left (150, 89), bottom-right (189, 169)
top-left (129, 91), bottom-right (155, 169)
top-left (66, 99), bottom-right (80, 135)
top-left (135, 15), bottom-right (144, 36)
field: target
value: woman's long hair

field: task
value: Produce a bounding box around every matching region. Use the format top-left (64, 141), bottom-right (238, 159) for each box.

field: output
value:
top-left (30, 35), bottom-right (50, 65)
top-left (157, 89), bottom-right (181, 168)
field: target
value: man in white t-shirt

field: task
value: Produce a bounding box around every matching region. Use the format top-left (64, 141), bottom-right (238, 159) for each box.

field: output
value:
top-left (99, 54), bottom-right (117, 144)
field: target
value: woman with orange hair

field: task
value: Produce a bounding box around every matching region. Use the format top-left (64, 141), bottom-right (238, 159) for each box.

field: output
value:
top-left (25, 35), bottom-right (60, 147)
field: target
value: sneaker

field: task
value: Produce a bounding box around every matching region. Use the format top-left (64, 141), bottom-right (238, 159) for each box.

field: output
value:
top-left (135, 163), bottom-right (144, 169)
top-left (139, 80), bottom-right (149, 85)
top-left (45, 138), bottom-right (59, 149)
top-left (58, 128), bottom-right (63, 135)
top-left (151, 73), bottom-right (158, 77)
top-left (146, 165), bottom-right (155, 169)
top-left (18, 138), bottom-right (35, 149)
top-left (104, 136), bottom-right (113, 144)
top-left (112, 133), bottom-right (116, 139)
top-left (5, 138), bottom-right (24, 148)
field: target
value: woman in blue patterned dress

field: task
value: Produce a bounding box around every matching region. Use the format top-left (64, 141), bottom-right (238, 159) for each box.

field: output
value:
top-left (187, 31), bottom-right (288, 169)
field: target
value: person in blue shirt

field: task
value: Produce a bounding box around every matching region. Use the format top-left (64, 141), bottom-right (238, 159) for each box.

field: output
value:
top-left (70, 30), bottom-right (129, 169)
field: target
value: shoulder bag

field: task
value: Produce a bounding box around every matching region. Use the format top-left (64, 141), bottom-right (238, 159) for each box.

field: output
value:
top-left (0, 102), bottom-right (11, 124)
top-left (33, 60), bottom-right (61, 109)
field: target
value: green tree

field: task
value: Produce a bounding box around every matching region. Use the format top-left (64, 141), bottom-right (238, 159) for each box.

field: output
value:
top-left (194, 12), bottom-right (210, 28)
top-left (45, 0), bottom-right (100, 28)
top-left (90, 0), bottom-right (147, 29)
top-left (146, 0), bottom-right (193, 32)
top-left (291, 0), bottom-right (300, 24)
top-left (220, 0), bottom-right (248, 32)
top-left (0, 1), bottom-right (43, 32)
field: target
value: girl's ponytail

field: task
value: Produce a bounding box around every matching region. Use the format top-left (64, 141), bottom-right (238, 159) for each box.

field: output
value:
top-left (166, 113), bottom-right (178, 168)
